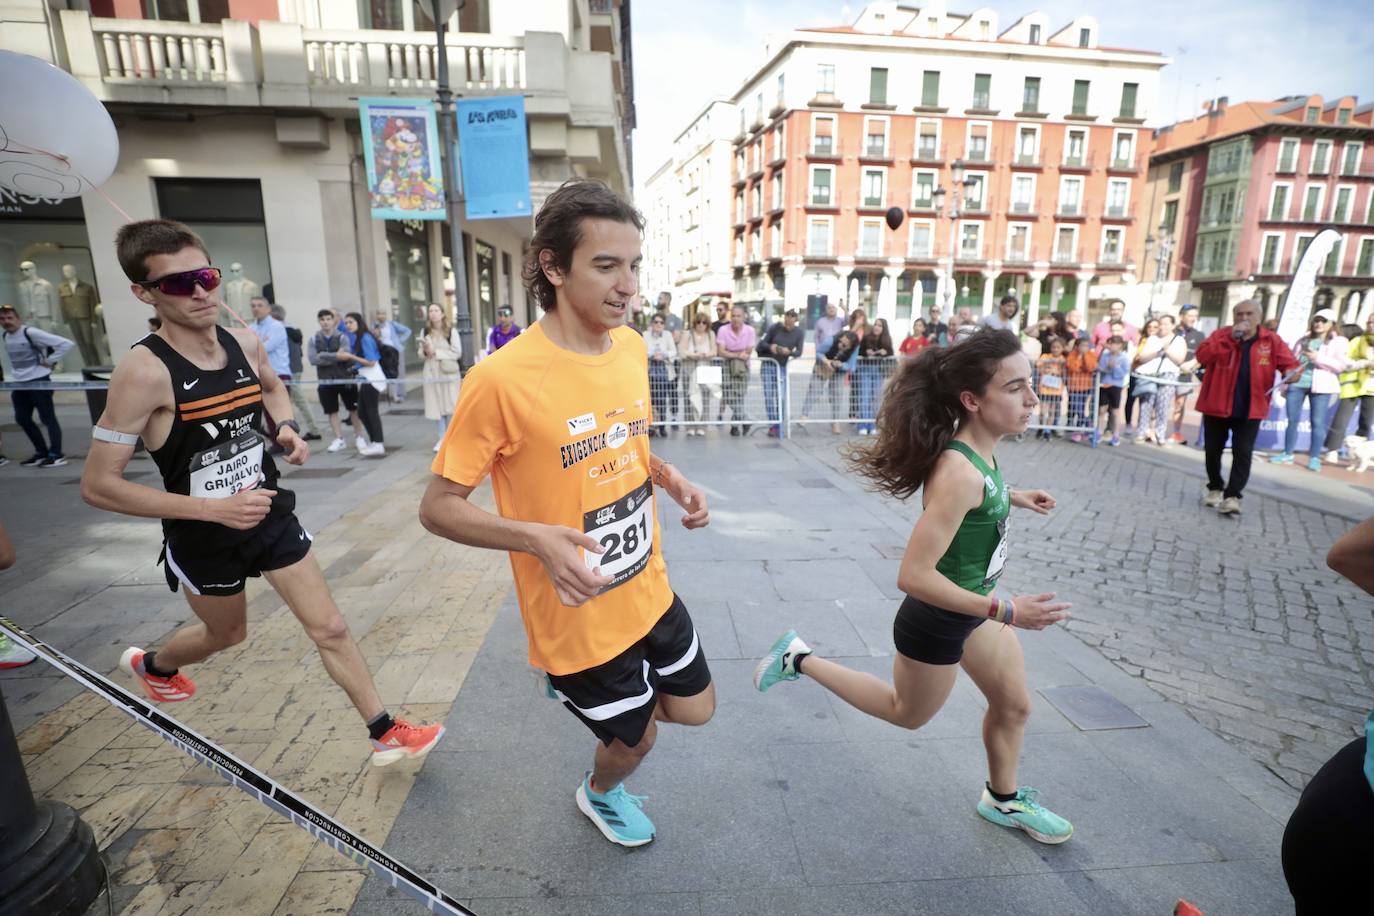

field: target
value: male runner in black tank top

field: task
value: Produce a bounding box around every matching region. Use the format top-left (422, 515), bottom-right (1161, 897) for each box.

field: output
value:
top-left (80, 219), bottom-right (443, 766)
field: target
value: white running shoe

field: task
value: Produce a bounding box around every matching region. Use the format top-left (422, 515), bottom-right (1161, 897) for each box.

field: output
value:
top-left (362, 442), bottom-right (387, 458)
top-left (355, 436), bottom-right (368, 452)
top-left (327, 437), bottom-right (346, 453)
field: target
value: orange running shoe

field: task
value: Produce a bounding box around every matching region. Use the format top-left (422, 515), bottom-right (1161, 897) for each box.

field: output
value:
top-left (119, 647), bottom-right (196, 702)
top-left (1174, 901), bottom-right (1204, 916)
top-left (370, 717), bottom-right (445, 767)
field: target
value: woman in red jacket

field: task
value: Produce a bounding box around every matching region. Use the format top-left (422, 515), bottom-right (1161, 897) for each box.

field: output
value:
top-left (1194, 300), bottom-right (1300, 516)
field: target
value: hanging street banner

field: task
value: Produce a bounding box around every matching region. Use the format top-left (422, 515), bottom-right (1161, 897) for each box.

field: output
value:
top-left (359, 97), bottom-right (445, 221)
top-left (456, 95), bottom-right (532, 220)
top-left (1275, 227), bottom-right (1341, 346)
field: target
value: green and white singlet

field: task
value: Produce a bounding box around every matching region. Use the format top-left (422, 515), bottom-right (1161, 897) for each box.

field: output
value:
top-left (934, 441), bottom-right (1010, 596)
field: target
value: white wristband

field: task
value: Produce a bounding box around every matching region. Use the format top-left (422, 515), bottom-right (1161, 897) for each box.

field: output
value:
top-left (92, 425), bottom-right (138, 446)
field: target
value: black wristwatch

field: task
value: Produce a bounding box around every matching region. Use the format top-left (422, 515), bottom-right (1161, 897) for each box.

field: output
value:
top-left (276, 419), bottom-right (301, 440)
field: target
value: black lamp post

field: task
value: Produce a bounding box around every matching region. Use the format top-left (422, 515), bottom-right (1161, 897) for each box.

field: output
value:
top-left (420, 0), bottom-right (476, 370)
top-left (0, 685), bottom-right (104, 913)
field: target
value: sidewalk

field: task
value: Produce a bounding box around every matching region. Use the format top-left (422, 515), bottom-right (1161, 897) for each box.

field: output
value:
top-left (352, 434), bottom-right (1299, 916)
top-left (2, 398), bottom-right (513, 915)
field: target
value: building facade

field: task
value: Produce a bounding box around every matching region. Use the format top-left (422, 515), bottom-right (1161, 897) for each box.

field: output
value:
top-left (0, 0), bottom-right (634, 370)
top-left (716, 2), bottom-right (1166, 328)
top-left (639, 99), bottom-right (738, 318)
top-left (1142, 94), bottom-right (1374, 326)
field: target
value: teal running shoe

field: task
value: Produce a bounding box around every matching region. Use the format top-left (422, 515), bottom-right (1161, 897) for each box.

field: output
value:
top-left (976, 785), bottom-right (1074, 844)
top-left (576, 773), bottom-right (655, 847)
top-left (753, 630), bottom-right (811, 692)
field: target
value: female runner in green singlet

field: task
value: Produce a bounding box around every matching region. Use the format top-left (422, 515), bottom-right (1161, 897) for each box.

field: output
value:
top-left (754, 329), bottom-right (1076, 844)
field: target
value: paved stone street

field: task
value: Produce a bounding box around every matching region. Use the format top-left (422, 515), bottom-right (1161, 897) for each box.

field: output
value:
top-left (2, 400), bottom-right (1371, 914)
top-left (795, 429), bottom-right (1374, 791)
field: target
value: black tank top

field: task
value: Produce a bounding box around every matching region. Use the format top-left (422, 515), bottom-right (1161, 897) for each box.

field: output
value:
top-left (136, 327), bottom-right (291, 541)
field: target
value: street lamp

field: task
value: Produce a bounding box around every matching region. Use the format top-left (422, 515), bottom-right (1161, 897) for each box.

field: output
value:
top-left (932, 167), bottom-right (978, 317)
top-left (419, 0), bottom-right (476, 371)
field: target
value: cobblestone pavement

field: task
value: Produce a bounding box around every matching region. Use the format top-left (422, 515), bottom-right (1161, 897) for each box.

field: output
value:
top-left (791, 429), bottom-right (1374, 792)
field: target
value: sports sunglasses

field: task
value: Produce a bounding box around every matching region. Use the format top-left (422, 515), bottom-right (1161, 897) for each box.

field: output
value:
top-left (138, 267), bottom-right (222, 297)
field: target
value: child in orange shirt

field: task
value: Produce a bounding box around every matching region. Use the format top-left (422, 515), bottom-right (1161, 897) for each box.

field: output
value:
top-left (1035, 336), bottom-right (1067, 440)
top-left (1065, 337), bottom-right (1098, 442)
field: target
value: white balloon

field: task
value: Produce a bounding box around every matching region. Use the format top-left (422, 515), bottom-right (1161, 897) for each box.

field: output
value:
top-left (0, 50), bottom-right (119, 200)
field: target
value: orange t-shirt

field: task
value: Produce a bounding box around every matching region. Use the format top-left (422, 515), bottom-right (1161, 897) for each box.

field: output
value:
top-left (1065, 350), bottom-right (1098, 392)
top-left (432, 322), bottom-right (672, 675)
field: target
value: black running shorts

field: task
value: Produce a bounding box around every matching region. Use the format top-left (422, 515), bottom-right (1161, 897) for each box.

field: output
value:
top-left (893, 596), bottom-right (986, 665)
top-left (1099, 385), bottom-right (1123, 410)
top-left (162, 509), bottom-right (313, 597)
top-left (318, 379), bottom-right (358, 416)
top-left (548, 594), bottom-right (712, 747)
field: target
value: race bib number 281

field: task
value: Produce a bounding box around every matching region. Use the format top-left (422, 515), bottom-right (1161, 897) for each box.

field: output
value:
top-left (583, 478), bottom-right (654, 592)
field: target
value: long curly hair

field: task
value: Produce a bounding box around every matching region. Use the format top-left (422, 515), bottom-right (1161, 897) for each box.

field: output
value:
top-left (845, 328), bottom-right (1022, 500)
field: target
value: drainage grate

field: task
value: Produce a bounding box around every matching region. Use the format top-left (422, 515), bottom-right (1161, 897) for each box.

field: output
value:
top-left (283, 467), bottom-right (353, 479)
top-left (1038, 685), bottom-right (1150, 731)
top-left (387, 408), bottom-right (425, 416)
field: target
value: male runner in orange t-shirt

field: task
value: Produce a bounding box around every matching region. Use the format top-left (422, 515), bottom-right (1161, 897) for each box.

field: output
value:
top-left (420, 179), bottom-right (715, 847)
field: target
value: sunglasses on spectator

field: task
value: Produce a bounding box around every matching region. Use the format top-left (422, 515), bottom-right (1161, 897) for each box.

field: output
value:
top-left (138, 267), bottom-right (222, 297)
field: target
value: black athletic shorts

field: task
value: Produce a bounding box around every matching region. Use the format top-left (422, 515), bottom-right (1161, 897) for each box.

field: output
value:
top-left (893, 596), bottom-right (986, 665)
top-left (548, 594), bottom-right (712, 747)
top-left (318, 379), bottom-right (358, 416)
top-left (162, 509), bottom-right (313, 597)
top-left (1099, 385), bottom-right (1123, 410)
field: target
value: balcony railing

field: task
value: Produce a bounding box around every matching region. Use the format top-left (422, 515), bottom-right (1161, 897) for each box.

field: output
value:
top-left (1008, 201), bottom-right (1036, 215)
top-left (52, 12), bottom-right (534, 105)
top-left (912, 142), bottom-right (944, 164)
top-left (95, 18), bottom-right (228, 82)
top-left (1057, 203), bottom-right (1085, 218)
top-left (303, 28), bottom-right (524, 90)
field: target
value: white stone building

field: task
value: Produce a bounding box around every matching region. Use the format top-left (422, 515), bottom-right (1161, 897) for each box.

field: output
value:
top-left (0, 0), bottom-right (634, 368)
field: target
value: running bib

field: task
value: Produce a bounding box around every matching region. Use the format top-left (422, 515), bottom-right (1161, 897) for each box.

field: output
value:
top-left (1040, 374), bottom-right (1063, 391)
top-left (188, 428), bottom-right (265, 499)
top-left (983, 517), bottom-right (1008, 589)
top-left (583, 477), bottom-right (654, 592)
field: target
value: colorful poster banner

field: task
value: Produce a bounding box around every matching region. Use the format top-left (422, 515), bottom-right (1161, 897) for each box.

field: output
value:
top-left (359, 97), bottom-right (445, 220)
top-left (456, 95), bottom-right (532, 220)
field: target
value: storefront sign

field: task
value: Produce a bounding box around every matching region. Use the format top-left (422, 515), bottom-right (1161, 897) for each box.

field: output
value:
top-left (456, 95), bottom-right (531, 220)
top-left (358, 97), bottom-right (445, 220)
top-left (0, 187), bottom-right (85, 221)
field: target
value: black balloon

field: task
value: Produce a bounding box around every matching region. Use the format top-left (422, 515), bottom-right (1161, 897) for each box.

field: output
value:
top-left (885, 206), bottom-right (904, 230)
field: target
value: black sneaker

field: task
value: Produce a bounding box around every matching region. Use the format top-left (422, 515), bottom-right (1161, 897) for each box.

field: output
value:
top-left (19, 455), bottom-right (45, 467)
top-left (38, 455), bottom-right (68, 468)
top-left (303, 432), bottom-right (322, 441)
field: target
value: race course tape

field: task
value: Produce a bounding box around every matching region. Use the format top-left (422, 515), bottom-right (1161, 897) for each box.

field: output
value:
top-left (0, 616), bottom-right (474, 916)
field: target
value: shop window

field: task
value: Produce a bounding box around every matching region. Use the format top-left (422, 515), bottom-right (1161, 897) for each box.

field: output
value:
top-left (156, 178), bottom-right (272, 327)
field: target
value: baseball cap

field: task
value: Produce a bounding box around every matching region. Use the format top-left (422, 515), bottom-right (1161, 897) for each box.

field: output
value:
top-left (1313, 309), bottom-right (1337, 322)
top-left (0, 304), bottom-right (17, 314)
top-left (497, 306), bottom-right (512, 316)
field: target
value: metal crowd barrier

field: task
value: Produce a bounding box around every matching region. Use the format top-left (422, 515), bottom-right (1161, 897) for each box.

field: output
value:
top-left (646, 356), bottom-right (789, 436)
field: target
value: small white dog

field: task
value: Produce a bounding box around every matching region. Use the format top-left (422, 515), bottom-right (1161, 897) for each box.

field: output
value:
top-left (1346, 435), bottom-right (1374, 473)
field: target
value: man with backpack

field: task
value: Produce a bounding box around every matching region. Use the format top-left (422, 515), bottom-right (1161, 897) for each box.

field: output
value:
top-left (270, 304), bottom-right (323, 443)
top-left (0, 303), bottom-right (74, 467)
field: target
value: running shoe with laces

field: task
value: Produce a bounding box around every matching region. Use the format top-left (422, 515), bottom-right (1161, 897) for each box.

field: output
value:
top-left (370, 717), bottom-right (445, 766)
top-left (0, 632), bottom-right (37, 668)
top-left (327, 437), bottom-right (346, 453)
top-left (119, 647), bottom-right (196, 702)
top-left (976, 785), bottom-right (1074, 844)
top-left (38, 455), bottom-right (68, 468)
top-left (754, 630), bottom-right (811, 692)
top-left (575, 772), bottom-right (655, 847)
top-left (19, 455), bottom-right (44, 467)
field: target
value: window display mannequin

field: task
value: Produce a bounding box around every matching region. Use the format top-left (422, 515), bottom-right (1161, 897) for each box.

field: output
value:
top-left (58, 264), bottom-right (102, 365)
top-left (17, 260), bottom-right (56, 331)
top-left (220, 262), bottom-right (260, 326)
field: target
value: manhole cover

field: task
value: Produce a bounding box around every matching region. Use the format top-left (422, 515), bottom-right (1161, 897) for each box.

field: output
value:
top-left (1039, 686), bottom-right (1150, 731)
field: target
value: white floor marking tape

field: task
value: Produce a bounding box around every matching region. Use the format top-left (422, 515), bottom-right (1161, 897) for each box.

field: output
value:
top-left (0, 616), bottom-right (473, 916)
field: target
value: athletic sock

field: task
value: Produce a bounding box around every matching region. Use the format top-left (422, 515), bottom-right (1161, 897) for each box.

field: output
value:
top-left (792, 651), bottom-right (811, 674)
top-left (987, 782), bottom-right (1018, 803)
top-left (143, 651), bottom-right (178, 678)
top-left (367, 711), bottom-right (395, 741)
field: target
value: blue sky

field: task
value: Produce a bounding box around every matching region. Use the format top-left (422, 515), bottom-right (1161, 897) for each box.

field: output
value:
top-left (631, 0), bottom-right (1374, 188)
